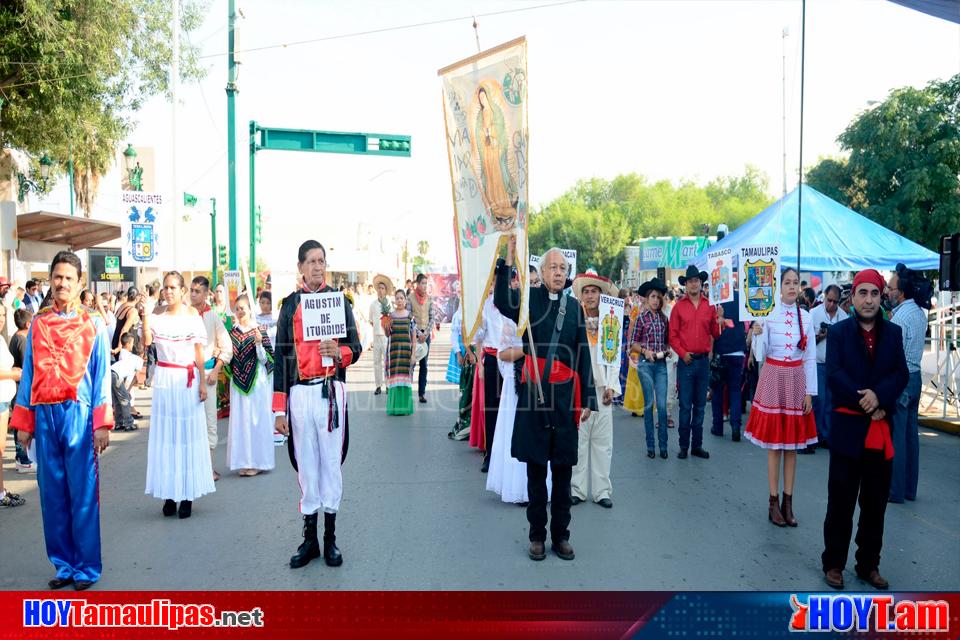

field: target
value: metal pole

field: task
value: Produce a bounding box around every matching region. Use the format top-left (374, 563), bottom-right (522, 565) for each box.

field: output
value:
top-left (249, 120), bottom-right (257, 294)
top-left (796, 0), bottom-right (806, 274)
top-left (210, 197), bottom-right (218, 287)
top-left (171, 0), bottom-right (180, 266)
top-left (226, 0), bottom-right (239, 270)
top-left (782, 26), bottom-right (788, 198)
top-left (67, 154), bottom-right (75, 217)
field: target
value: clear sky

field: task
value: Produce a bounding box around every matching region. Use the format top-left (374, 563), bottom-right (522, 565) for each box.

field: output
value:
top-left (36, 0), bottom-right (960, 272)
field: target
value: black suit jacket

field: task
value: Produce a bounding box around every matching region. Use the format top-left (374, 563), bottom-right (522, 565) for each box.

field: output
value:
top-left (825, 315), bottom-right (908, 459)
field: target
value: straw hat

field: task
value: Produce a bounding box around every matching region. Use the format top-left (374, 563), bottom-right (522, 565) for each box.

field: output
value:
top-left (372, 274), bottom-right (395, 295)
top-left (572, 270), bottom-right (617, 299)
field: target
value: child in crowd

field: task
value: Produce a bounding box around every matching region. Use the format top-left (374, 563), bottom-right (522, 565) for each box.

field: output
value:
top-left (111, 332), bottom-right (144, 432)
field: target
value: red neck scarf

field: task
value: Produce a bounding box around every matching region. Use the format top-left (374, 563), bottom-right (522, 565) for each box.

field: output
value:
top-left (414, 289), bottom-right (428, 306)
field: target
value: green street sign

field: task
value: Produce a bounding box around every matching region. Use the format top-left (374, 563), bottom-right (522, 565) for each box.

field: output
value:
top-left (184, 192), bottom-right (198, 207)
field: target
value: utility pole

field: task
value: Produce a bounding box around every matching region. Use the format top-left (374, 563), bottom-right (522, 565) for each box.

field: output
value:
top-left (171, 0), bottom-right (180, 264)
top-left (210, 197), bottom-right (218, 286)
top-left (226, 0), bottom-right (239, 270)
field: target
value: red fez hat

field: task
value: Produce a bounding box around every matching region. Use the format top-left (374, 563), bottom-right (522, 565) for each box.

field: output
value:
top-left (853, 269), bottom-right (885, 292)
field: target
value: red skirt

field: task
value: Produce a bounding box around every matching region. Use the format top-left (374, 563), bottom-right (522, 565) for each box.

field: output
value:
top-left (744, 357), bottom-right (818, 450)
top-left (469, 365), bottom-right (486, 451)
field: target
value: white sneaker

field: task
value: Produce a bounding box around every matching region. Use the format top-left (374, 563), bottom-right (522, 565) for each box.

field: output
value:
top-left (16, 460), bottom-right (35, 474)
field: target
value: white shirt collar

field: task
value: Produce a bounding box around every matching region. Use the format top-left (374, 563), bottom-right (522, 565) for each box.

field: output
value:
top-left (548, 292), bottom-right (559, 301)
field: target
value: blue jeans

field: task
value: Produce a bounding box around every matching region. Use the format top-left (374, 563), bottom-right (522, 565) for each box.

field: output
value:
top-left (814, 362), bottom-right (832, 445)
top-left (710, 355), bottom-right (744, 435)
top-left (637, 360), bottom-right (668, 453)
top-left (677, 356), bottom-right (709, 451)
top-left (890, 371), bottom-right (921, 502)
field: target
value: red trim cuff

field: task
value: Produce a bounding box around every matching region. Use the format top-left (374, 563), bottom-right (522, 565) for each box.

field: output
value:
top-left (339, 345), bottom-right (354, 368)
top-left (10, 404), bottom-right (35, 433)
top-left (93, 404), bottom-right (115, 430)
top-left (272, 392), bottom-right (288, 413)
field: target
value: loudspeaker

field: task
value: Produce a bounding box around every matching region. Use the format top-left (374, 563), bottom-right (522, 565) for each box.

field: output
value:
top-left (939, 234), bottom-right (960, 291)
top-left (657, 267), bottom-right (667, 283)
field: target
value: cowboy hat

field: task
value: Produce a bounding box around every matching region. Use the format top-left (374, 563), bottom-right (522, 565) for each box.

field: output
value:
top-left (638, 277), bottom-right (668, 298)
top-left (372, 274), bottom-right (395, 295)
top-left (678, 264), bottom-right (708, 286)
top-left (572, 270), bottom-right (617, 299)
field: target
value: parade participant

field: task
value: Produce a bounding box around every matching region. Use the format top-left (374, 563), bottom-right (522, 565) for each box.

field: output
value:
top-left (632, 277), bottom-right (671, 458)
top-left (143, 272), bottom-right (213, 520)
top-left (409, 273), bottom-right (439, 404)
top-left (449, 302), bottom-right (475, 441)
top-left (226, 296), bottom-right (275, 477)
top-left (12, 251), bottom-right (113, 589)
top-left (9, 307), bottom-right (34, 472)
top-left (668, 265), bottom-right (722, 459)
top-left (571, 272), bottom-right (620, 508)
top-left (474, 286), bottom-right (504, 472)
top-left (111, 287), bottom-right (141, 358)
top-left (822, 269), bottom-right (908, 590)
top-left (385, 290), bottom-right (416, 416)
top-left (189, 276), bottom-right (233, 481)
top-left (486, 271), bottom-right (533, 503)
top-left (256, 290), bottom-right (278, 345)
top-left (495, 239), bottom-right (595, 562)
top-left (110, 333), bottom-right (143, 432)
top-left (710, 289), bottom-right (747, 441)
top-left (447, 297), bottom-right (465, 386)
top-left (744, 267), bottom-right (817, 527)
top-left (529, 265), bottom-right (541, 288)
top-left (274, 240), bottom-right (362, 569)
top-left (369, 274), bottom-right (393, 395)
top-left (810, 284), bottom-right (848, 449)
top-left (0, 301), bottom-right (24, 506)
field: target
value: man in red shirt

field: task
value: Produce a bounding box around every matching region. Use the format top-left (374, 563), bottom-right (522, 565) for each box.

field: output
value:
top-left (668, 265), bottom-right (722, 459)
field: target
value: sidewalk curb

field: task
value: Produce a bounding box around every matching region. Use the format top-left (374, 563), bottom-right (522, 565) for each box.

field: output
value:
top-left (918, 417), bottom-right (960, 436)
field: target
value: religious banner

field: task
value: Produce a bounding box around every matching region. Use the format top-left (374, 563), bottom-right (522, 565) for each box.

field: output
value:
top-left (597, 294), bottom-right (625, 372)
top-left (738, 244), bottom-right (781, 321)
top-left (440, 36), bottom-right (529, 342)
top-left (707, 247), bottom-right (734, 305)
top-left (120, 191), bottom-right (168, 268)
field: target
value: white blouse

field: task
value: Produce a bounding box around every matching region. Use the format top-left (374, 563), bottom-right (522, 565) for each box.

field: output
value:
top-left (148, 312), bottom-right (207, 367)
top-left (751, 303), bottom-right (817, 395)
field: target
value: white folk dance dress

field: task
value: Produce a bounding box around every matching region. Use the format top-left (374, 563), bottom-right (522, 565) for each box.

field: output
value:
top-left (485, 315), bottom-right (551, 503)
top-left (145, 311), bottom-right (216, 501)
top-left (226, 324), bottom-right (276, 472)
top-left (744, 303), bottom-right (818, 450)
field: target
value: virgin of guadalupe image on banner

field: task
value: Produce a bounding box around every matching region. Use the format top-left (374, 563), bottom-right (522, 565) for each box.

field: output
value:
top-left (738, 243), bottom-right (781, 321)
top-left (439, 36), bottom-right (530, 342)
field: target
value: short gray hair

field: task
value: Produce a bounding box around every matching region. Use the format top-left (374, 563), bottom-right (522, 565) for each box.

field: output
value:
top-left (540, 247), bottom-right (569, 270)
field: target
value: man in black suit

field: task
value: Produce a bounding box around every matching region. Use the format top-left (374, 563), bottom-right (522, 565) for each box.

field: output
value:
top-left (822, 269), bottom-right (908, 590)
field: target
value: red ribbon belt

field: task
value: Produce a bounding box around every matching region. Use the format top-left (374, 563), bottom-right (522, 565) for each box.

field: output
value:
top-left (482, 347), bottom-right (498, 357)
top-left (158, 361), bottom-right (197, 388)
top-left (835, 407), bottom-right (894, 460)
top-left (765, 356), bottom-right (803, 368)
top-left (521, 356), bottom-right (582, 422)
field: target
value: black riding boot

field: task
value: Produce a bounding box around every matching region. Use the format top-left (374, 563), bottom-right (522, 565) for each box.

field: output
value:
top-left (290, 514), bottom-right (321, 568)
top-left (323, 512), bottom-right (343, 567)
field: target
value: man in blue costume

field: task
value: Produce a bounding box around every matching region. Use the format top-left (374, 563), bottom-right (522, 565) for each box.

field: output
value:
top-left (12, 251), bottom-right (114, 591)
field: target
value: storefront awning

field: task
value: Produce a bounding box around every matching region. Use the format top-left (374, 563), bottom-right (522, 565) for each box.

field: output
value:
top-left (16, 211), bottom-right (121, 251)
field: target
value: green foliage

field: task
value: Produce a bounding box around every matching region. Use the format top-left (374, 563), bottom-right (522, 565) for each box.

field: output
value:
top-left (528, 167), bottom-right (773, 280)
top-left (0, 0), bottom-right (207, 215)
top-left (806, 74), bottom-right (960, 250)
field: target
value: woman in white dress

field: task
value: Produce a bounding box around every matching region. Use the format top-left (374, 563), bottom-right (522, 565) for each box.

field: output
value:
top-left (485, 312), bottom-right (528, 503)
top-left (143, 271), bottom-right (213, 519)
top-left (226, 296), bottom-right (275, 476)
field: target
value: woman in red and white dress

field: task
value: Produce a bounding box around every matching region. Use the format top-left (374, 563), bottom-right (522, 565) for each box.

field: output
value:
top-left (744, 267), bottom-right (817, 528)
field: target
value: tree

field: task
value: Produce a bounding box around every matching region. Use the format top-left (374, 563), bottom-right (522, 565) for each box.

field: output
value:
top-left (0, 0), bottom-right (206, 216)
top-left (527, 167), bottom-right (773, 280)
top-left (806, 74), bottom-right (960, 250)
top-left (413, 239), bottom-right (432, 274)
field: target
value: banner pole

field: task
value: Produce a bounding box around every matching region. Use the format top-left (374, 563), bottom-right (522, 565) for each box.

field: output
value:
top-left (526, 328), bottom-right (545, 405)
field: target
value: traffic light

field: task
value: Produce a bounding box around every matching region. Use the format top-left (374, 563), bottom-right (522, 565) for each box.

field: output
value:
top-left (374, 136), bottom-right (411, 157)
top-left (255, 207), bottom-right (262, 244)
top-left (218, 244), bottom-right (227, 267)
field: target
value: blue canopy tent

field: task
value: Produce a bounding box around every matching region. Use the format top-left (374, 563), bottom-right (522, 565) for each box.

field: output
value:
top-left (694, 185), bottom-right (939, 272)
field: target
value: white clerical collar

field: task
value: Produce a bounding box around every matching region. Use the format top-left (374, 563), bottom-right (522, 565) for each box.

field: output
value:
top-left (548, 292), bottom-right (559, 300)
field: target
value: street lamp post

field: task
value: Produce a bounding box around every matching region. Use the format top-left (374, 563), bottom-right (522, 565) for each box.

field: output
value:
top-left (123, 143), bottom-right (142, 192)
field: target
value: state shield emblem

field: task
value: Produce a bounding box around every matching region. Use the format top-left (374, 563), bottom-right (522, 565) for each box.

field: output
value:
top-left (600, 309), bottom-right (621, 365)
top-left (131, 223), bottom-right (155, 262)
top-left (744, 258), bottom-right (776, 317)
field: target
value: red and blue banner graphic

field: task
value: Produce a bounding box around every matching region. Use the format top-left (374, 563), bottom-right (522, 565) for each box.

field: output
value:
top-left (1, 591), bottom-right (958, 639)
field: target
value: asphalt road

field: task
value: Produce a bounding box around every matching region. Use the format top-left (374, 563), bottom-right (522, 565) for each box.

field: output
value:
top-left (2, 325), bottom-right (958, 591)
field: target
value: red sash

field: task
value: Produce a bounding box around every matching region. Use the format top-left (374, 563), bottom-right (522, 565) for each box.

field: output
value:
top-left (521, 356), bottom-right (582, 423)
top-left (158, 361), bottom-right (197, 388)
top-left (482, 347), bottom-right (497, 357)
top-left (835, 407), bottom-right (894, 460)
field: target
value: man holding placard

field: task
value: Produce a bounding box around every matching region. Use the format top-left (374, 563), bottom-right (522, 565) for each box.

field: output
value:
top-left (273, 240), bottom-right (362, 570)
top-left (571, 272), bottom-right (621, 509)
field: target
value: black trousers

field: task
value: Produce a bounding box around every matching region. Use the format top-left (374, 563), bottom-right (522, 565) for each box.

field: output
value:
top-left (111, 372), bottom-right (133, 429)
top-left (527, 462), bottom-right (573, 543)
top-left (482, 353), bottom-right (501, 461)
top-left (822, 449), bottom-right (892, 575)
top-left (414, 336), bottom-right (431, 397)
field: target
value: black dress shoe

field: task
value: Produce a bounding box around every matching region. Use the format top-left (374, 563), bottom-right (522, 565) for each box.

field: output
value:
top-left (732, 431), bottom-right (741, 442)
top-left (710, 428), bottom-right (723, 436)
top-left (597, 498), bottom-right (613, 509)
top-left (647, 450), bottom-right (655, 459)
top-left (691, 447), bottom-right (710, 459)
top-left (660, 450), bottom-right (669, 459)
top-left (324, 542), bottom-right (343, 567)
top-left (74, 580), bottom-right (94, 591)
top-left (418, 395), bottom-right (427, 403)
top-left (162, 499), bottom-right (176, 517)
top-left (374, 387), bottom-right (382, 395)
top-left (571, 496), bottom-right (583, 505)
top-left (480, 458), bottom-right (489, 473)
top-left (677, 450), bottom-right (688, 459)
top-left (48, 577), bottom-right (74, 590)
top-left (178, 500), bottom-right (192, 519)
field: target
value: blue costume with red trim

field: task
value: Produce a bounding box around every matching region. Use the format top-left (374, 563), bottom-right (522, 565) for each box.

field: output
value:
top-left (10, 302), bottom-right (114, 585)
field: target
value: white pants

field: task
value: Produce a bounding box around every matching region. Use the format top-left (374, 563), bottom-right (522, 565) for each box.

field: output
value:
top-left (571, 408), bottom-right (613, 502)
top-left (204, 373), bottom-right (218, 450)
top-left (372, 335), bottom-right (387, 388)
top-left (291, 381), bottom-right (346, 515)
